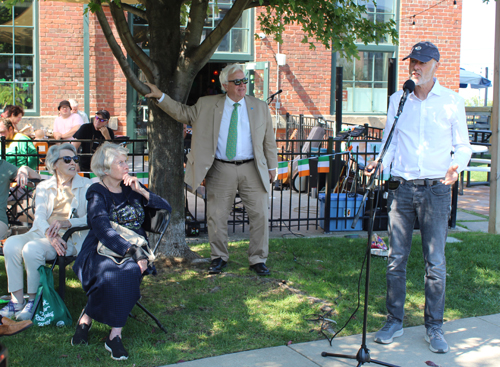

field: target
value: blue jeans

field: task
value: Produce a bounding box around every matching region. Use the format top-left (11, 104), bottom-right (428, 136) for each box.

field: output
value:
top-left (386, 180), bottom-right (451, 329)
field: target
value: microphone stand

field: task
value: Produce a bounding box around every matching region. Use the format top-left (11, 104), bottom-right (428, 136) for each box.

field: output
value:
top-left (321, 88), bottom-right (412, 366)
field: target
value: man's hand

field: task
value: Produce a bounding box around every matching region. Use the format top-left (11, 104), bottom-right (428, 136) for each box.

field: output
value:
top-left (15, 169), bottom-right (28, 187)
top-left (364, 160), bottom-right (383, 177)
top-left (47, 235), bottom-right (67, 256)
top-left (269, 169), bottom-right (276, 184)
top-left (441, 164), bottom-right (459, 185)
top-left (144, 82), bottom-right (163, 99)
top-left (100, 126), bottom-right (111, 140)
top-left (53, 132), bottom-right (62, 140)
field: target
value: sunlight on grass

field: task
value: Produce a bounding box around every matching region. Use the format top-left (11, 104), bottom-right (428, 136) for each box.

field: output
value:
top-left (1, 232), bottom-right (499, 366)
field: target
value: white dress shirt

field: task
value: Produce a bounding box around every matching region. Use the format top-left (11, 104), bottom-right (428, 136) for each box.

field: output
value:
top-left (215, 96), bottom-right (253, 161)
top-left (379, 79), bottom-right (472, 180)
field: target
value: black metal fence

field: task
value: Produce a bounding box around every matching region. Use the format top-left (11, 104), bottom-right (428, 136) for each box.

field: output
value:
top-left (2, 131), bottom-right (459, 233)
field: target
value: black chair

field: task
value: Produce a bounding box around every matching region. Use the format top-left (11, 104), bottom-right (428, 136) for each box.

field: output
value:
top-left (130, 207), bottom-right (170, 334)
top-left (50, 226), bottom-right (88, 300)
top-left (6, 179), bottom-right (40, 228)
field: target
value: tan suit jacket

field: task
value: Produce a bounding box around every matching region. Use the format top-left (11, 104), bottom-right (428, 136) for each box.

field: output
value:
top-left (157, 94), bottom-right (278, 192)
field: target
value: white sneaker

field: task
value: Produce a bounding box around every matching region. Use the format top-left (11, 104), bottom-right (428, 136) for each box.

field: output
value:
top-left (16, 300), bottom-right (35, 321)
top-left (0, 300), bottom-right (25, 319)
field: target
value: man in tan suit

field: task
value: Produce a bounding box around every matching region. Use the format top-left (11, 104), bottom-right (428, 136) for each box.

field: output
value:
top-left (145, 64), bottom-right (278, 276)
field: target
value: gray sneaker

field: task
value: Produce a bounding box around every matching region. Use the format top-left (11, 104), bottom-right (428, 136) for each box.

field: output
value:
top-left (374, 319), bottom-right (404, 344)
top-left (0, 300), bottom-right (25, 319)
top-left (16, 300), bottom-right (35, 321)
top-left (425, 327), bottom-right (449, 353)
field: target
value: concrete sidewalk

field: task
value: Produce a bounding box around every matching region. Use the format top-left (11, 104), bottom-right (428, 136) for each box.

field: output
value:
top-left (162, 314), bottom-right (500, 366)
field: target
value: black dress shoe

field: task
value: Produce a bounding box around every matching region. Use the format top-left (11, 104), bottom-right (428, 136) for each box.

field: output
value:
top-left (208, 258), bottom-right (227, 274)
top-left (249, 263), bottom-right (270, 276)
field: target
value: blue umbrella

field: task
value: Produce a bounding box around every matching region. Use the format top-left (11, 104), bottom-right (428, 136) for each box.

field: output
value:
top-left (459, 68), bottom-right (492, 89)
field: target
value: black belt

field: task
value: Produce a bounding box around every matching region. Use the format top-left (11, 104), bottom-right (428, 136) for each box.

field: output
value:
top-left (214, 158), bottom-right (254, 165)
top-left (392, 176), bottom-right (444, 186)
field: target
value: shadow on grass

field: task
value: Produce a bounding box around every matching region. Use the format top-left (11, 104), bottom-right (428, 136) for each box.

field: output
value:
top-left (1, 232), bottom-right (499, 366)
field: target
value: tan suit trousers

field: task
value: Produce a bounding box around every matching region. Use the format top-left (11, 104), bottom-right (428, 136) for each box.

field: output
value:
top-left (205, 160), bottom-right (269, 265)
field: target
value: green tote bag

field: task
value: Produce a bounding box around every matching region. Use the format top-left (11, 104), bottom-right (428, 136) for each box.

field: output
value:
top-left (32, 265), bottom-right (73, 327)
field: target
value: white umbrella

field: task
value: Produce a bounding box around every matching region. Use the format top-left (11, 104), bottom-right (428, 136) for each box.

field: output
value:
top-left (459, 68), bottom-right (492, 89)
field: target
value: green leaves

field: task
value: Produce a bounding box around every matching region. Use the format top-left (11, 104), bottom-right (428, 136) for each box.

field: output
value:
top-left (256, 0), bottom-right (398, 58)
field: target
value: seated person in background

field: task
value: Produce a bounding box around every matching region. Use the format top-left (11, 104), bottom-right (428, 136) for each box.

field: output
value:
top-left (0, 143), bottom-right (92, 321)
top-left (53, 100), bottom-right (83, 140)
top-left (0, 118), bottom-right (38, 169)
top-left (68, 99), bottom-right (90, 124)
top-left (0, 162), bottom-right (39, 240)
top-left (72, 143), bottom-right (171, 360)
top-left (1, 105), bottom-right (24, 132)
top-left (72, 110), bottom-right (114, 173)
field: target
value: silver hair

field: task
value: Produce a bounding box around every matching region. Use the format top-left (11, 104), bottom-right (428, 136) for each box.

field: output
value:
top-left (219, 63), bottom-right (245, 92)
top-left (45, 143), bottom-right (77, 174)
top-left (68, 99), bottom-right (78, 107)
top-left (91, 142), bottom-right (129, 179)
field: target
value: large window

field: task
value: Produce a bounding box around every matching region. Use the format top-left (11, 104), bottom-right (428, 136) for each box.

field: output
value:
top-left (203, 0), bottom-right (251, 54)
top-left (338, 51), bottom-right (392, 113)
top-left (335, 0), bottom-right (398, 114)
top-left (0, 0), bottom-right (36, 112)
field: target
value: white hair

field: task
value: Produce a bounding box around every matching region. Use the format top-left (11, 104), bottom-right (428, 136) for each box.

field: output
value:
top-left (45, 143), bottom-right (77, 174)
top-left (220, 64), bottom-right (245, 92)
top-left (68, 99), bottom-right (78, 107)
top-left (91, 142), bottom-right (129, 179)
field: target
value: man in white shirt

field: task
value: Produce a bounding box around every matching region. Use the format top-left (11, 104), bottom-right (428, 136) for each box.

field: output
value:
top-left (53, 100), bottom-right (84, 140)
top-left (145, 64), bottom-right (278, 276)
top-left (365, 42), bottom-right (472, 354)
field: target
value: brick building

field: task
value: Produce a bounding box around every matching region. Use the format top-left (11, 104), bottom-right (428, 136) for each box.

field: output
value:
top-left (4, 0), bottom-right (462, 136)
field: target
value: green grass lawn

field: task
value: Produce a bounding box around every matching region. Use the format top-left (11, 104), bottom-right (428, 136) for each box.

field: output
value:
top-left (2, 232), bottom-right (500, 366)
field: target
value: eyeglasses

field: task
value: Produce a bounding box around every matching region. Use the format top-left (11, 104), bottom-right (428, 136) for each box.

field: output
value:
top-left (95, 116), bottom-right (108, 123)
top-left (228, 78), bottom-right (248, 85)
top-left (57, 156), bottom-right (80, 164)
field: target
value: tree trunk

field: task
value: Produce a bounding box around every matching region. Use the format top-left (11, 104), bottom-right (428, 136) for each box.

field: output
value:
top-left (145, 0), bottom-right (201, 259)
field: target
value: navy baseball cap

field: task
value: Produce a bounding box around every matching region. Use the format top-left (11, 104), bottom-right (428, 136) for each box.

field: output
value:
top-left (403, 41), bottom-right (440, 62)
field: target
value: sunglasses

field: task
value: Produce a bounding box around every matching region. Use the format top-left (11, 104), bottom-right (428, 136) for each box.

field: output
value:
top-left (57, 156), bottom-right (80, 164)
top-left (228, 77), bottom-right (248, 85)
top-left (95, 116), bottom-right (108, 123)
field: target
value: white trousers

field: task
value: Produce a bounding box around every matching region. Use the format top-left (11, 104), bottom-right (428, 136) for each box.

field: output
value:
top-left (3, 231), bottom-right (77, 294)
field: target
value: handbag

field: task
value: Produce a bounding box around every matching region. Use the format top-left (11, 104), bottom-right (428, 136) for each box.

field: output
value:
top-left (97, 221), bottom-right (155, 265)
top-left (32, 266), bottom-right (73, 327)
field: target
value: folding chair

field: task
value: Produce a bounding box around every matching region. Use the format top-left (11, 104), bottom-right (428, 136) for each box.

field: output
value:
top-left (6, 179), bottom-right (40, 228)
top-left (51, 225), bottom-right (88, 300)
top-left (130, 207), bottom-right (170, 334)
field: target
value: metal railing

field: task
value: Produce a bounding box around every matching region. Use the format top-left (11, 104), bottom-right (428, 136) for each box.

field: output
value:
top-left (3, 134), bottom-right (459, 233)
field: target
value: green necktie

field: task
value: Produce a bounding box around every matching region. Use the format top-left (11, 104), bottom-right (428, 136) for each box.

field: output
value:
top-left (225, 102), bottom-right (240, 160)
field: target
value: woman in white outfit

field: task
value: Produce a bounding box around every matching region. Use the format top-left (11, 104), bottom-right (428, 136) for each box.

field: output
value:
top-left (0, 143), bottom-right (92, 320)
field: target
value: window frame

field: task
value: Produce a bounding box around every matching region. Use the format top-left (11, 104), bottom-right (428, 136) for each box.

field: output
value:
top-left (0, 0), bottom-right (39, 116)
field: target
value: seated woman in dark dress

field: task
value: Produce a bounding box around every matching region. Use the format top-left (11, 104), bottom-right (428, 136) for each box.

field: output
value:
top-left (72, 142), bottom-right (171, 360)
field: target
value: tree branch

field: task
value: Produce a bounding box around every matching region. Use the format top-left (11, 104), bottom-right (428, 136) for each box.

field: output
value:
top-left (92, 0), bottom-right (150, 95)
top-left (109, 2), bottom-right (158, 83)
top-left (182, 0), bottom-right (209, 54)
top-left (121, 4), bottom-right (147, 22)
top-left (193, 0), bottom-right (251, 64)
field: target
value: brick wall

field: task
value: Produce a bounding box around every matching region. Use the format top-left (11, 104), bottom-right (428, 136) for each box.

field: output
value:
top-left (254, 9), bottom-right (332, 118)
top-left (254, 2), bottom-right (463, 121)
top-left (397, 0), bottom-right (462, 91)
top-left (38, 2), bottom-right (127, 134)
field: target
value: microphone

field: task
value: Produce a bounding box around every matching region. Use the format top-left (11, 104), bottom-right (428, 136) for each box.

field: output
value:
top-left (267, 89), bottom-right (283, 104)
top-left (396, 79), bottom-right (415, 115)
top-left (269, 89), bottom-right (282, 99)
